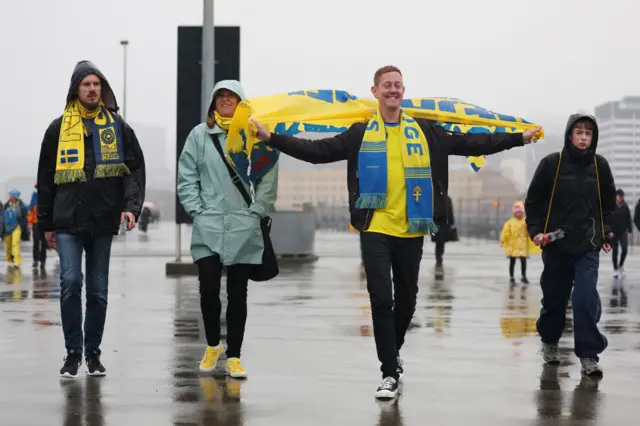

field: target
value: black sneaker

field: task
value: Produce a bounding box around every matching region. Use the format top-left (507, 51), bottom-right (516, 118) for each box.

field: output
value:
top-left (375, 377), bottom-right (398, 399)
top-left (521, 277), bottom-right (529, 284)
top-left (396, 357), bottom-right (404, 382)
top-left (60, 353), bottom-right (82, 378)
top-left (86, 354), bottom-right (107, 376)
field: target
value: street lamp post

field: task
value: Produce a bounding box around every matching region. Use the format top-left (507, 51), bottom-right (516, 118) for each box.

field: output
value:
top-left (120, 40), bottom-right (129, 121)
top-left (202, 0), bottom-right (215, 121)
top-left (118, 40), bottom-right (129, 237)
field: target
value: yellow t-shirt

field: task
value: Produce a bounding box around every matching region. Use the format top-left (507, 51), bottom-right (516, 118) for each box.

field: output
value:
top-left (366, 123), bottom-right (425, 238)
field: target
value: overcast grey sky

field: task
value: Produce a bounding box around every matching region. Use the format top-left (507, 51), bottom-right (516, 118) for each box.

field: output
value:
top-left (0, 0), bottom-right (637, 175)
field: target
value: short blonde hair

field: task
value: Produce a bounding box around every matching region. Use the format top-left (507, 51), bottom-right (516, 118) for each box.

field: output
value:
top-left (373, 65), bottom-right (402, 86)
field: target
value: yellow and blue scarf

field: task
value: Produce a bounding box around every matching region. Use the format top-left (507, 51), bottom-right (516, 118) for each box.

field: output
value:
top-left (356, 110), bottom-right (437, 234)
top-left (55, 99), bottom-right (130, 185)
top-left (227, 90), bottom-right (544, 180)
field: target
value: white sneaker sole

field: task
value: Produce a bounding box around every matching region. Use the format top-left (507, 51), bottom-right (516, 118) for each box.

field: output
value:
top-left (226, 370), bottom-right (248, 379)
top-left (86, 368), bottom-right (107, 377)
top-left (199, 365), bottom-right (217, 373)
top-left (375, 389), bottom-right (397, 400)
top-left (59, 372), bottom-right (79, 379)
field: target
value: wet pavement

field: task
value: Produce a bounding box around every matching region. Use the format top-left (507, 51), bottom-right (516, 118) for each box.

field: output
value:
top-left (1, 227), bottom-right (639, 425)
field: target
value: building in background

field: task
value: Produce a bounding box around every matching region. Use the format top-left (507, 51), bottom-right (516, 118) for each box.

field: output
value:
top-left (276, 168), bottom-right (347, 210)
top-left (449, 169), bottom-right (521, 239)
top-left (596, 96), bottom-right (640, 203)
top-left (132, 123), bottom-right (173, 190)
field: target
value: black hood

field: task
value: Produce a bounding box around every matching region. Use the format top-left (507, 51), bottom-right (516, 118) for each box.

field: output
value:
top-left (563, 113), bottom-right (599, 155)
top-left (66, 60), bottom-right (118, 111)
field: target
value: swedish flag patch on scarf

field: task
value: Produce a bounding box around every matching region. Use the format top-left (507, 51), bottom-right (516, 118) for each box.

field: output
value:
top-left (55, 100), bottom-right (130, 185)
top-left (356, 110), bottom-right (438, 234)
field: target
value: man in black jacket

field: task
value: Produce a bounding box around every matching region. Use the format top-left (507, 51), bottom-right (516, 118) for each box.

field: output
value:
top-left (610, 189), bottom-right (632, 277)
top-left (525, 114), bottom-right (615, 377)
top-left (37, 61), bottom-right (146, 378)
top-left (432, 195), bottom-right (457, 268)
top-left (251, 65), bottom-right (540, 399)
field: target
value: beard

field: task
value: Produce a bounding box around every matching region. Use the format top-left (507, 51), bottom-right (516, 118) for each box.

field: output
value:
top-left (80, 99), bottom-right (100, 110)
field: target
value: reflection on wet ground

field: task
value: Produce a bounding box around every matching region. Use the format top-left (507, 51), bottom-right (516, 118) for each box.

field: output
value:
top-left (0, 234), bottom-right (639, 425)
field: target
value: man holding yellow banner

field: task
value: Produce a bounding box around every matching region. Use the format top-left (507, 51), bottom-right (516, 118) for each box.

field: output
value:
top-left (251, 65), bottom-right (542, 399)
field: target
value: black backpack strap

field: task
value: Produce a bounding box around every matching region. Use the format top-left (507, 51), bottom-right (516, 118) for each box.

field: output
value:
top-left (209, 134), bottom-right (252, 208)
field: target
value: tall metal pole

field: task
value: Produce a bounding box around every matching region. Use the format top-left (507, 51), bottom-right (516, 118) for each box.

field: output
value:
top-left (175, 0), bottom-right (215, 262)
top-left (118, 40), bottom-right (129, 237)
top-left (120, 40), bottom-right (129, 121)
top-left (202, 0), bottom-right (215, 121)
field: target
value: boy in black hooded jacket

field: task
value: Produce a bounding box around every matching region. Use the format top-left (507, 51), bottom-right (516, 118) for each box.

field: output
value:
top-left (525, 114), bottom-right (616, 377)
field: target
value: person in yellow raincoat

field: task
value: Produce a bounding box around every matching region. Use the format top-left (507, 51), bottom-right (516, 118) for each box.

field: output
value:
top-left (500, 201), bottom-right (540, 284)
top-left (3, 189), bottom-right (28, 269)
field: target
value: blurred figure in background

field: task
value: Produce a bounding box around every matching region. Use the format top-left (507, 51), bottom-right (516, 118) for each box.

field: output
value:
top-left (431, 195), bottom-right (457, 269)
top-left (610, 188), bottom-right (631, 278)
top-left (28, 184), bottom-right (48, 269)
top-left (138, 205), bottom-right (151, 233)
top-left (500, 201), bottom-right (537, 285)
top-left (3, 189), bottom-right (28, 269)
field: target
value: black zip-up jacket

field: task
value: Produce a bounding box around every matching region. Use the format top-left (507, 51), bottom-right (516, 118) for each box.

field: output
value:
top-left (525, 114), bottom-right (616, 254)
top-left (37, 61), bottom-right (146, 235)
top-left (634, 200), bottom-right (640, 232)
top-left (610, 201), bottom-right (632, 237)
top-left (269, 119), bottom-right (524, 232)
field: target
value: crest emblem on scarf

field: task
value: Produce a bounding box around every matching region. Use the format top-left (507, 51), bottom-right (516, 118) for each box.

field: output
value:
top-left (99, 127), bottom-right (119, 161)
top-left (412, 185), bottom-right (422, 202)
top-left (100, 128), bottom-right (116, 145)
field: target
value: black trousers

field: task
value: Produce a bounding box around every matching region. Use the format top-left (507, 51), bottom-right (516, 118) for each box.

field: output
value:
top-left (509, 257), bottom-right (527, 278)
top-left (32, 222), bottom-right (47, 263)
top-left (195, 255), bottom-right (250, 358)
top-left (435, 240), bottom-right (445, 265)
top-left (360, 232), bottom-right (423, 380)
top-left (537, 250), bottom-right (607, 360)
top-left (611, 232), bottom-right (628, 270)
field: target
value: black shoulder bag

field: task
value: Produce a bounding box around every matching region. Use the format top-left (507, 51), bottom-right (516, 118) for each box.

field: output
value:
top-left (210, 134), bottom-right (279, 282)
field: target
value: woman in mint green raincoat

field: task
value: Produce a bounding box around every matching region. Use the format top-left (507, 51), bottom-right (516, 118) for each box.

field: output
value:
top-left (178, 80), bottom-right (278, 378)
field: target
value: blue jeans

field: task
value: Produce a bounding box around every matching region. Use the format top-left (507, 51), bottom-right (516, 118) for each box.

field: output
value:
top-left (537, 250), bottom-right (608, 360)
top-left (57, 233), bottom-right (113, 356)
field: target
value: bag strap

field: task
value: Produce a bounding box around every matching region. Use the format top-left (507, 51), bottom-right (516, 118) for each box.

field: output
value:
top-left (594, 156), bottom-right (605, 240)
top-left (543, 152), bottom-right (562, 234)
top-left (209, 134), bottom-right (252, 208)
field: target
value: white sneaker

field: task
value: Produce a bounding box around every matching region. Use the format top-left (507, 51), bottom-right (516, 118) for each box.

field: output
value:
top-left (620, 266), bottom-right (626, 277)
top-left (375, 377), bottom-right (398, 400)
top-left (580, 358), bottom-right (603, 377)
top-left (613, 269), bottom-right (619, 278)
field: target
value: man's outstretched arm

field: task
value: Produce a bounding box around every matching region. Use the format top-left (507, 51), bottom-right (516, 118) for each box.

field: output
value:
top-left (253, 118), bottom-right (358, 164)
